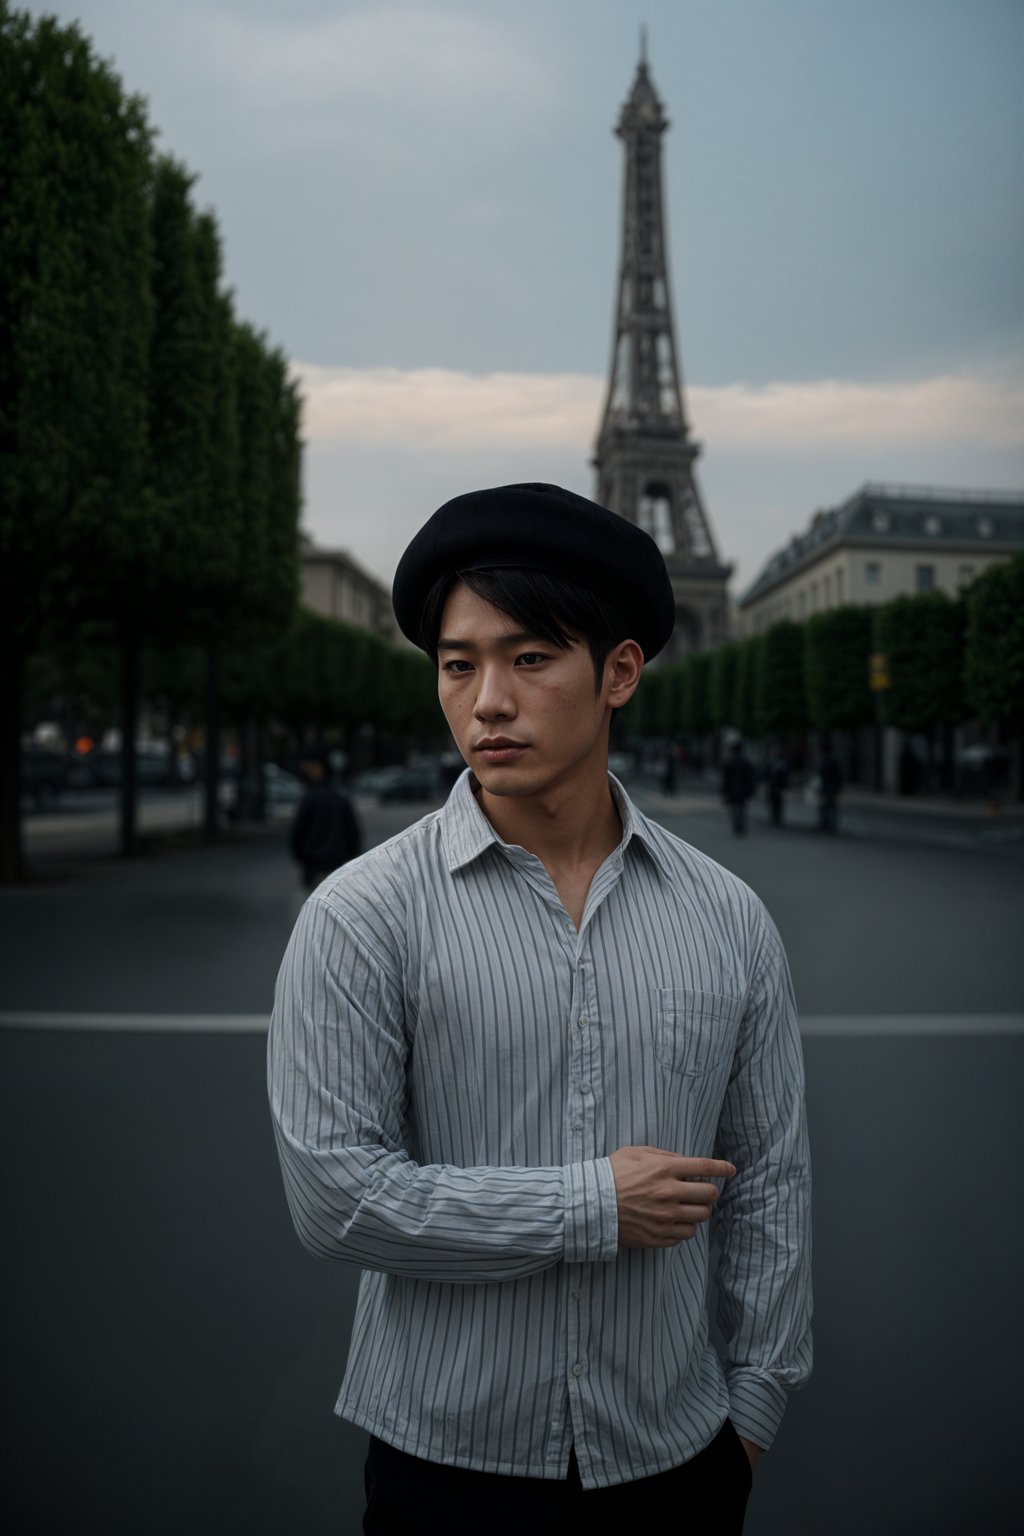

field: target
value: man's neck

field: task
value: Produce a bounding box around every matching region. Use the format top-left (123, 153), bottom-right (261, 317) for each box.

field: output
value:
top-left (475, 761), bottom-right (622, 876)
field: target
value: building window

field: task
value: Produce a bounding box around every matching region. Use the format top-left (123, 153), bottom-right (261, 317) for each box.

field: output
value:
top-left (924, 514), bottom-right (942, 535)
top-left (865, 561), bottom-right (881, 587)
top-left (872, 510), bottom-right (891, 532)
top-left (977, 515), bottom-right (994, 537)
top-left (915, 564), bottom-right (935, 592)
top-left (824, 575), bottom-right (832, 607)
top-left (797, 591), bottom-right (805, 618)
top-left (835, 568), bottom-right (844, 604)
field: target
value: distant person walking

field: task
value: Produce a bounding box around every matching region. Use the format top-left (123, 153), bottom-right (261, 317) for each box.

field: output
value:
top-left (765, 748), bottom-right (789, 828)
top-left (721, 741), bottom-right (756, 836)
top-left (816, 741), bottom-right (842, 834)
top-left (290, 750), bottom-right (362, 890)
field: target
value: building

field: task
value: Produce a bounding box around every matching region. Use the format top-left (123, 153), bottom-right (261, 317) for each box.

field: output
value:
top-left (737, 484), bottom-right (1024, 636)
top-left (592, 47), bottom-right (731, 659)
top-left (300, 536), bottom-right (398, 641)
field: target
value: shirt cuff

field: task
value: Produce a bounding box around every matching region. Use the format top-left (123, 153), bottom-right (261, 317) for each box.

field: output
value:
top-left (727, 1370), bottom-right (789, 1451)
top-left (563, 1157), bottom-right (619, 1264)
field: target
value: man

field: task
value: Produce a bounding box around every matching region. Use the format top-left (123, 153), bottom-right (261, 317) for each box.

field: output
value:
top-left (289, 749), bottom-right (362, 890)
top-left (269, 484), bottom-right (811, 1534)
top-left (765, 744), bottom-right (790, 828)
top-left (720, 740), bottom-right (756, 836)
top-left (816, 739), bottom-right (843, 834)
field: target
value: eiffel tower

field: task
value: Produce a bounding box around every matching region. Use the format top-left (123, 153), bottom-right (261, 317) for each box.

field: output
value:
top-left (593, 43), bottom-right (731, 659)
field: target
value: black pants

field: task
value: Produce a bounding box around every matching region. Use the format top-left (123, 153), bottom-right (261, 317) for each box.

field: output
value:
top-left (363, 1420), bottom-right (753, 1535)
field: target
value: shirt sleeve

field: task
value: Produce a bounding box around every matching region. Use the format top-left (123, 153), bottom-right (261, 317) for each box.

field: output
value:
top-left (268, 891), bottom-right (619, 1283)
top-left (712, 909), bottom-right (812, 1450)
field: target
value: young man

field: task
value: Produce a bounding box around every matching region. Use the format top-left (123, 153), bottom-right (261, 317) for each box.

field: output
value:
top-left (269, 483), bottom-right (811, 1534)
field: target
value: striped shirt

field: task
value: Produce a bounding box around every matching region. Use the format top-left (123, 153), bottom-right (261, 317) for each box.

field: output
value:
top-left (268, 770), bottom-right (811, 1490)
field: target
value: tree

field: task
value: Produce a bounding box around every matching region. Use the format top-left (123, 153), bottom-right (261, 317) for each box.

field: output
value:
top-left (682, 652), bottom-right (713, 740)
top-left (754, 621), bottom-right (808, 740)
top-left (804, 607), bottom-right (874, 732)
top-left (965, 554), bottom-right (1024, 797)
top-left (732, 638), bottom-right (761, 742)
top-left (0, 5), bottom-right (154, 879)
top-left (873, 593), bottom-right (965, 735)
top-left (873, 591), bottom-right (966, 790)
top-left (709, 643), bottom-right (739, 733)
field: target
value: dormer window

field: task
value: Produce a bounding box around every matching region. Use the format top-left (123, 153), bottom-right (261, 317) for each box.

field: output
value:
top-left (924, 514), bottom-right (942, 535)
top-left (977, 515), bottom-right (994, 537)
top-left (872, 510), bottom-right (890, 532)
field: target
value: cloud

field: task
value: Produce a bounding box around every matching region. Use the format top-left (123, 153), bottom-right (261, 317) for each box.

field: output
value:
top-left (293, 364), bottom-right (603, 448)
top-left (292, 363), bottom-right (1024, 454)
top-left (183, 4), bottom-right (552, 127)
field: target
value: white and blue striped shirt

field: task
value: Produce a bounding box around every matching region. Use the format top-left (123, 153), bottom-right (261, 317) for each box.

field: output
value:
top-left (268, 770), bottom-right (811, 1490)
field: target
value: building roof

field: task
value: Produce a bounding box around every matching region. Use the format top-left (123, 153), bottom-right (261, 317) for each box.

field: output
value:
top-left (300, 538), bottom-right (390, 597)
top-left (739, 483), bottom-right (1024, 608)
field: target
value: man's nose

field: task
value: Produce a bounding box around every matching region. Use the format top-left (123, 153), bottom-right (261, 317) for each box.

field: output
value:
top-left (473, 665), bottom-right (516, 721)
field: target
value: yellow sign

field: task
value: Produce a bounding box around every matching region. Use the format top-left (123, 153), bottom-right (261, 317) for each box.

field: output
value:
top-left (869, 652), bottom-right (890, 692)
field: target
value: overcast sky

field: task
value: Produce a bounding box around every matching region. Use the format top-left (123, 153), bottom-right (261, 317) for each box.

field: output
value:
top-left (26, 0), bottom-right (1024, 594)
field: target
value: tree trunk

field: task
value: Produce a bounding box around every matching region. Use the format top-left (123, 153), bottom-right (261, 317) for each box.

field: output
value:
top-left (204, 642), bottom-right (220, 837)
top-left (119, 631), bottom-right (139, 858)
top-left (0, 647), bottom-right (26, 884)
top-left (252, 723), bottom-right (267, 822)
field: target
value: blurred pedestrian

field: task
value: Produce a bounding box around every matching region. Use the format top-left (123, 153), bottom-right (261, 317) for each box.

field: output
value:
top-left (721, 741), bottom-right (756, 835)
top-left (816, 740), bottom-right (842, 834)
top-left (765, 747), bottom-right (789, 827)
top-left (290, 749), bottom-right (362, 890)
top-left (270, 484), bottom-right (811, 1532)
top-left (662, 740), bottom-right (679, 796)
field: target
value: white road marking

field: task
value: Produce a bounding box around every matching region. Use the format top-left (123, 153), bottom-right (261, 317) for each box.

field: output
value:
top-left (0, 1012), bottom-right (1022, 1036)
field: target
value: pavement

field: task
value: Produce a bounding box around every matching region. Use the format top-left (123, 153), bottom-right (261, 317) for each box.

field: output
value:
top-left (2, 786), bottom-right (1023, 1535)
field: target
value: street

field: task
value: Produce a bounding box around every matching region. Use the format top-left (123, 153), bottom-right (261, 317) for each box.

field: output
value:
top-left (2, 783), bottom-right (1022, 1534)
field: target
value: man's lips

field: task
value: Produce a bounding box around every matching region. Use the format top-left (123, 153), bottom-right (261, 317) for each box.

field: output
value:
top-left (474, 739), bottom-right (529, 761)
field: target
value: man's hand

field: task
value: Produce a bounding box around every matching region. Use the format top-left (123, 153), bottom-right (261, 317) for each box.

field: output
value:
top-left (609, 1146), bottom-right (736, 1249)
top-left (738, 1435), bottom-right (761, 1471)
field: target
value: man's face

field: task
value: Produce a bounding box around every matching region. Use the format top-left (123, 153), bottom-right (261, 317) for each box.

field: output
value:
top-left (436, 582), bottom-right (619, 800)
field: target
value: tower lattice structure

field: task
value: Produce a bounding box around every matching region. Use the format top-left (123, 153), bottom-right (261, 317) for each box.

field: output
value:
top-left (593, 49), bottom-right (731, 658)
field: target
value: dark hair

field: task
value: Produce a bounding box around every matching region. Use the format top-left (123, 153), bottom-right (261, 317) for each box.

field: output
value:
top-left (419, 567), bottom-right (632, 691)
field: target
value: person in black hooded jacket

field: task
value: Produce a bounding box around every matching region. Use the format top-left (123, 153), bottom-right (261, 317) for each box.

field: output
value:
top-left (290, 751), bottom-right (362, 890)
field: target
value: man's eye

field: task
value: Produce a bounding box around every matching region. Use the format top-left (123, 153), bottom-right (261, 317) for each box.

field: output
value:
top-left (442, 659), bottom-right (472, 674)
top-left (516, 652), bottom-right (548, 666)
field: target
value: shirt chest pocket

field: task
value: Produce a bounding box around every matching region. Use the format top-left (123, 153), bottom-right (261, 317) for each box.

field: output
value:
top-left (653, 987), bottom-right (744, 1077)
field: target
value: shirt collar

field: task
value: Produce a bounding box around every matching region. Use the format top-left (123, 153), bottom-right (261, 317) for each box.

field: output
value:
top-left (440, 767), bottom-right (672, 879)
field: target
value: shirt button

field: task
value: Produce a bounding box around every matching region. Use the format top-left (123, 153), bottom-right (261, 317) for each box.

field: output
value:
top-left (579, 1083), bottom-right (591, 1095)
top-left (571, 1288), bottom-right (582, 1301)
top-left (573, 1119), bottom-right (583, 1131)
top-left (571, 1363), bottom-right (583, 1377)
top-left (577, 1016), bottom-right (588, 1029)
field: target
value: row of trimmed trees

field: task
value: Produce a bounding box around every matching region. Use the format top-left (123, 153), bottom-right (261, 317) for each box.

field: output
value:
top-left (628, 556), bottom-right (1024, 793)
top-left (0, 4), bottom-right (306, 876)
top-left (28, 610), bottom-right (440, 773)
top-left (2, 5), bottom-right (448, 881)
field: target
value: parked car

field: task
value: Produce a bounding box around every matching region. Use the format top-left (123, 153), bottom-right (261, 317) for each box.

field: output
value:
top-left (88, 741), bottom-right (182, 788)
top-left (21, 745), bottom-right (68, 808)
top-left (220, 762), bottom-right (306, 816)
top-left (351, 766), bottom-right (405, 797)
top-left (378, 766), bottom-right (440, 803)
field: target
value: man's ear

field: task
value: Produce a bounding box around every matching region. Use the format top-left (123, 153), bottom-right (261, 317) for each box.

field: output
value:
top-left (606, 640), bottom-right (644, 709)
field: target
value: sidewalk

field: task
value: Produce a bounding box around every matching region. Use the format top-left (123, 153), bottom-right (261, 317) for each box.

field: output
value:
top-left (635, 774), bottom-right (1024, 850)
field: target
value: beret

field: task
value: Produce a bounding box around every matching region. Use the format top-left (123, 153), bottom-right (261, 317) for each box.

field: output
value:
top-left (392, 483), bottom-right (675, 659)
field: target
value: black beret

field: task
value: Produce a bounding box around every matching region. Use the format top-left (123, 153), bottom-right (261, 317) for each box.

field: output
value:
top-left (392, 483), bottom-right (675, 660)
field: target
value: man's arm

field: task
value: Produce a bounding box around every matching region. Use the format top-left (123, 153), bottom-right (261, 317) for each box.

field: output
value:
top-left (712, 911), bottom-right (812, 1454)
top-left (268, 892), bottom-right (620, 1283)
